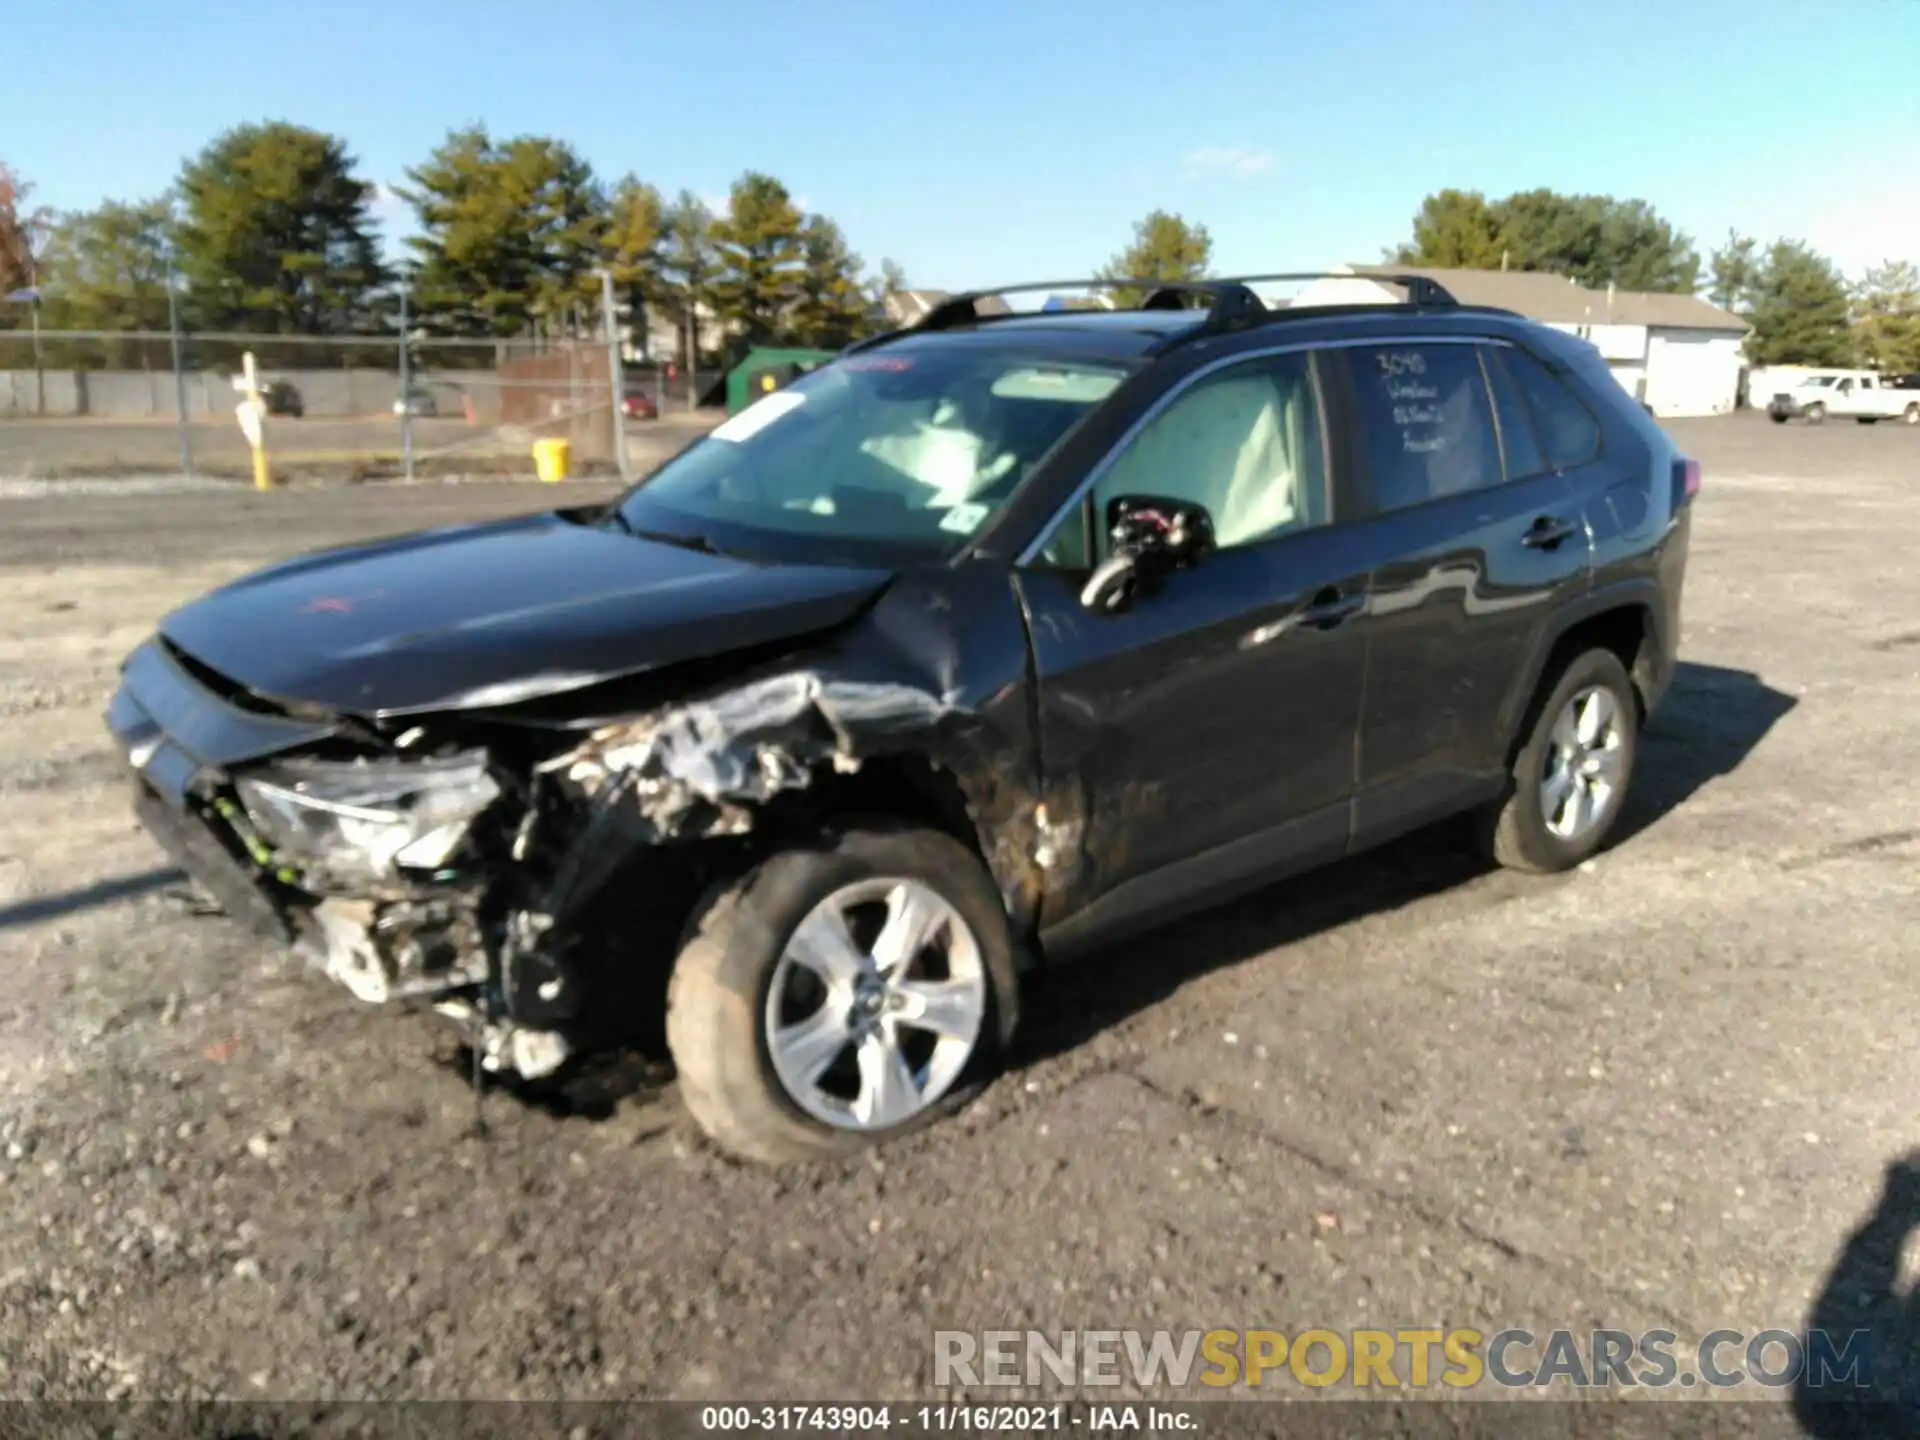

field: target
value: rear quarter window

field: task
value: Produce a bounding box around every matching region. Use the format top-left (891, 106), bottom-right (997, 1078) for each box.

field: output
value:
top-left (1498, 344), bottom-right (1604, 469)
top-left (1479, 347), bottom-right (1547, 480)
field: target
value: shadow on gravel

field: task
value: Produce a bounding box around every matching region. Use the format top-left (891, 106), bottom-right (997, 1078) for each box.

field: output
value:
top-left (1015, 659), bottom-right (1796, 1066)
top-left (1796, 1153), bottom-right (1920, 1437)
top-left (434, 1043), bottom-right (677, 1126)
top-left (0, 865), bottom-right (185, 931)
top-left (1612, 660), bottom-right (1798, 847)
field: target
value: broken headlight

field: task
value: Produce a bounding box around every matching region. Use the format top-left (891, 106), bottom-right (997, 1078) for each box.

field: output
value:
top-left (234, 751), bottom-right (500, 881)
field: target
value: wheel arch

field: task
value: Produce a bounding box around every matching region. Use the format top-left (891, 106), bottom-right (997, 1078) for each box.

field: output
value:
top-left (704, 749), bottom-right (1044, 965)
top-left (1504, 588), bottom-right (1663, 772)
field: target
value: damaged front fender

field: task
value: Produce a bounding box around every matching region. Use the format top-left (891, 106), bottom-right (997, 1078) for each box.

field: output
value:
top-left (546, 670), bottom-right (954, 839)
top-left (536, 658), bottom-right (1052, 937)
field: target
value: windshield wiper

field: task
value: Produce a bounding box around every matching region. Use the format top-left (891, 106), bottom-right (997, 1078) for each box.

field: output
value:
top-left (627, 524), bottom-right (722, 555)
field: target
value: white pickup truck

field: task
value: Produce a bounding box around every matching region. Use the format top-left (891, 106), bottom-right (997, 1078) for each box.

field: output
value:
top-left (1769, 371), bottom-right (1920, 425)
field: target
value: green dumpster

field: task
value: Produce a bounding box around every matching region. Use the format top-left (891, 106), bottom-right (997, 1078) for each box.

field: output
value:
top-left (726, 347), bottom-right (838, 415)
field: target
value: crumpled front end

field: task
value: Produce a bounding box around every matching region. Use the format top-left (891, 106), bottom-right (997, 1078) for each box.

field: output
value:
top-left (107, 637), bottom-right (562, 1074)
top-left (107, 636), bottom-right (994, 1082)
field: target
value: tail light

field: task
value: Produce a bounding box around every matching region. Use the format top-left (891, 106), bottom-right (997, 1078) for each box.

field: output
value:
top-left (1672, 457), bottom-right (1701, 508)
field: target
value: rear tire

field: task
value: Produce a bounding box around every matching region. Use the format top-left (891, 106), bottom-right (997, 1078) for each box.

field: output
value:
top-left (1485, 649), bottom-right (1639, 874)
top-left (667, 824), bottom-right (1018, 1164)
top-left (1805, 402), bottom-right (1827, 425)
top-left (1905, 403), bottom-right (1920, 426)
top-left (1769, 412), bottom-right (1789, 424)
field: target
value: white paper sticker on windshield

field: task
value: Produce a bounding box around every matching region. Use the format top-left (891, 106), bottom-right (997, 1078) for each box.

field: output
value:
top-left (711, 390), bottom-right (805, 443)
top-left (939, 502), bottom-right (990, 535)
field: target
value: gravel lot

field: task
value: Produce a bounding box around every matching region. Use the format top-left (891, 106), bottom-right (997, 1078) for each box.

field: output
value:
top-left (0, 415), bottom-right (1915, 1420)
top-left (0, 412), bottom-right (714, 482)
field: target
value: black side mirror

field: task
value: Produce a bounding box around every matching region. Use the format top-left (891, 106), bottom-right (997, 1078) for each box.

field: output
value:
top-left (1079, 494), bottom-right (1217, 613)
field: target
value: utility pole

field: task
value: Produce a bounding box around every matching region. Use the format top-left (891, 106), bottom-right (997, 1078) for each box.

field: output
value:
top-left (685, 305), bottom-right (699, 413)
top-left (598, 267), bottom-right (630, 482)
top-left (398, 285), bottom-right (414, 482)
top-left (165, 238), bottom-right (192, 476)
top-left (26, 230), bottom-right (44, 417)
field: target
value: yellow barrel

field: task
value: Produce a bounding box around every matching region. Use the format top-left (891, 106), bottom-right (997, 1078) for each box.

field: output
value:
top-left (532, 437), bottom-right (572, 483)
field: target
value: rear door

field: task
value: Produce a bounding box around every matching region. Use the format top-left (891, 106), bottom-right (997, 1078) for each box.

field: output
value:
top-left (1334, 337), bottom-right (1596, 847)
top-left (1013, 347), bottom-right (1370, 940)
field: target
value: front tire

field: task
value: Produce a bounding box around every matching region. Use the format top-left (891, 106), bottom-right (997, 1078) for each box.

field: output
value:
top-left (1904, 403), bottom-right (1920, 426)
top-left (1805, 402), bottom-right (1827, 425)
top-left (667, 824), bottom-right (1018, 1164)
top-left (1485, 649), bottom-right (1639, 874)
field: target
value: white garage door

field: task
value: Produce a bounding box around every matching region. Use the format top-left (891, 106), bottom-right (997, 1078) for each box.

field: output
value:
top-left (1646, 332), bottom-right (1739, 417)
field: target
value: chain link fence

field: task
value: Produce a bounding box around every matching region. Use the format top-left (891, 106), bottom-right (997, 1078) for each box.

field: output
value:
top-left (0, 320), bottom-right (719, 483)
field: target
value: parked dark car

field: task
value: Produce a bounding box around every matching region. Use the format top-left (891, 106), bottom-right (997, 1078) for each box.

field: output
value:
top-left (261, 380), bottom-right (303, 418)
top-left (105, 274), bottom-right (1697, 1162)
top-left (393, 385), bottom-right (438, 418)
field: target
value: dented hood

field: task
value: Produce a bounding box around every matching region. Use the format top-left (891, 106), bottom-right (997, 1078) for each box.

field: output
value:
top-left (157, 510), bottom-right (893, 717)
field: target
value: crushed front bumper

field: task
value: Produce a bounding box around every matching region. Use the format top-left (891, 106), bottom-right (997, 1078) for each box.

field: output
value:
top-left (105, 639), bottom-right (574, 1078)
top-left (108, 639), bottom-right (336, 939)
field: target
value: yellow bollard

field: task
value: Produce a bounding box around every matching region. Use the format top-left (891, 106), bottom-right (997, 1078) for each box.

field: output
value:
top-left (532, 437), bottom-right (572, 483)
top-left (235, 350), bottom-right (274, 490)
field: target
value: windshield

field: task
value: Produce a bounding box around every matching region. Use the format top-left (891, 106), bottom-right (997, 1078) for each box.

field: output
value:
top-left (616, 346), bottom-right (1126, 562)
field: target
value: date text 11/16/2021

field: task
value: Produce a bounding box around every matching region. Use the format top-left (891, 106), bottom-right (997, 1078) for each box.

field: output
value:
top-left (698, 1403), bottom-right (1198, 1432)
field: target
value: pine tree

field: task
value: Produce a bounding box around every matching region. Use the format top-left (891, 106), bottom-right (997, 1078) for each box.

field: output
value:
top-left (708, 172), bottom-right (805, 344)
top-left (173, 121), bottom-right (387, 333)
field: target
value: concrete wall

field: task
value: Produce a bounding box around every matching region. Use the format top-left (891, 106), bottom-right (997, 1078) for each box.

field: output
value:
top-left (0, 371), bottom-right (81, 417)
top-left (0, 368), bottom-right (435, 419)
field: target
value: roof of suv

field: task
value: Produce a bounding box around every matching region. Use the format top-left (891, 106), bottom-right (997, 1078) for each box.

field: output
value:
top-left (873, 309), bottom-right (1209, 364)
top-left (855, 272), bottom-right (1521, 366)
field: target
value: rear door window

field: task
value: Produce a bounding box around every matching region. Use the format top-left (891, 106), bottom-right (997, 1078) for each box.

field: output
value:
top-left (1348, 344), bottom-right (1501, 512)
top-left (1498, 346), bottom-right (1602, 470)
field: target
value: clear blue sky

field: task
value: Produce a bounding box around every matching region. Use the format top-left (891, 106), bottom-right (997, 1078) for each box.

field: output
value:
top-left (10, 0), bottom-right (1918, 287)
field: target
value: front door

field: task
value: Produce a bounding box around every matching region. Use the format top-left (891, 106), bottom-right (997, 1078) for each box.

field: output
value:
top-left (1012, 348), bottom-right (1369, 941)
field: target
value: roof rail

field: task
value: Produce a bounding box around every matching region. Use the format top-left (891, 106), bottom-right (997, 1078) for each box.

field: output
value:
top-left (1215, 271), bottom-right (1460, 308)
top-left (914, 271), bottom-right (1456, 329)
top-left (912, 278), bottom-right (1267, 335)
top-left (845, 271), bottom-right (1462, 359)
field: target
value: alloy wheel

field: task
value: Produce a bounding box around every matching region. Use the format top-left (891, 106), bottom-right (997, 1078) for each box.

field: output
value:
top-left (1540, 685), bottom-right (1628, 842)
top-left (764, 877), bottom-right (986, 1131)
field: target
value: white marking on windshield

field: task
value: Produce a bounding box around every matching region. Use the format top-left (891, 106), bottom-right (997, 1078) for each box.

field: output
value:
top-left (711, 390), bottom-right (806, 443)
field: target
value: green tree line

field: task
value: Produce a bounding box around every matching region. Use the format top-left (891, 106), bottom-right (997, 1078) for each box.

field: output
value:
top-left (1392, 187), bottom-right (1919, 370)
top-left (0, 121), bottom-right (907, 367)
top-left (950, 192), bottom-right (1918, 372)
top-left (7, 139), bottom-right (1917, 374)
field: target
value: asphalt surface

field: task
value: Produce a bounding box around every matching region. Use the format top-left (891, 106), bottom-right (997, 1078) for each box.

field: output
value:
top-left (0, 414), bottom-right (1916, 1419)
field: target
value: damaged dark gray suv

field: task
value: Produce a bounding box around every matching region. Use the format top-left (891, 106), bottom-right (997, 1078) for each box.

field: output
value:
top-left (107, 274), bottom-right (1697, 1162)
